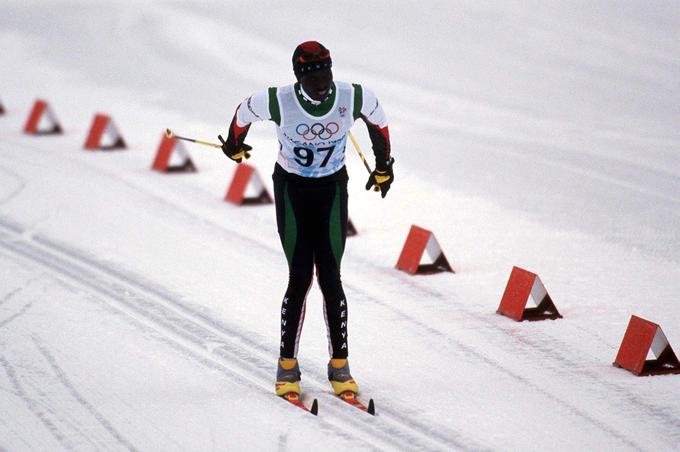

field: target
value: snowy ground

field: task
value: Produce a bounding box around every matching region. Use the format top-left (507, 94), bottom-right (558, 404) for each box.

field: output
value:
top-left (2, 1), bottom-right (680, 451)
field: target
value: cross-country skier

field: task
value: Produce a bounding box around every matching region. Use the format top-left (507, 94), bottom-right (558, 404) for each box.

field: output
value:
top-left (220, 41), bottom-right (393, 400)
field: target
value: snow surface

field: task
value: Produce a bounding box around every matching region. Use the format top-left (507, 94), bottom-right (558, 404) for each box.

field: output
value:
top-left (2, 1), bottom-right (680, 450)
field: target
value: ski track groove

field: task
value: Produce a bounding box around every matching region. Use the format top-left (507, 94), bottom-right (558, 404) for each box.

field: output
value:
top-left (0, 299), bottom-right (34, 329)
top-left (0, 274), bottom-right (38, 328)
top-left (0, 286), bottom-right (23, 306)
top-left (0, 219), bottom-right (470, 452)
top-left (32, 336), bottom-right (139, 452)
top-left (0, 356), bottom-right (76, 451)
top-left (24, 378), bottom-right (105, 451)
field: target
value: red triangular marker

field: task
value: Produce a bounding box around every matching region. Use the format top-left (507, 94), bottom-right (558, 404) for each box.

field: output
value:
top-left (396, 225), bottom-right (454, 275)
top-left (84, 113), bottom-right (126, 150)
top-left (151, 133), bottom-right (197, 173)
top-left (347, 218), bottom-right (357, 237)
top-left (613, 315), bottom-right (680, 376)
top-left (24, 99), bottom-right (62, 135)
top-left (497, 266), bottom-right (562, 321)
top-left (225, 163), bottom-right (272, 205)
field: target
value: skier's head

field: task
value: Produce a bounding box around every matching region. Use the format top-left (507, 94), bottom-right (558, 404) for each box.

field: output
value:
top-left (292, 41), bottom-right (333, 101)
top-left (292, 41), bottom-right (332, 79)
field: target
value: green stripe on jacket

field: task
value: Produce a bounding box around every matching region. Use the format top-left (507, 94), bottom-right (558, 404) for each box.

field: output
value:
top-left (268, 87), bottom-right (281, 125)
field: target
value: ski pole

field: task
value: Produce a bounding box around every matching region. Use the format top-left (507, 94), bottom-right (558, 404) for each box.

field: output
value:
top-left (348, 131), bottom-right (373, 174)
top-left (165, 128), bottom-right (251, 159)
top-left (165, 128), bottom-right (220, 148)
top-left (348, 131), bottom-right (380, 191)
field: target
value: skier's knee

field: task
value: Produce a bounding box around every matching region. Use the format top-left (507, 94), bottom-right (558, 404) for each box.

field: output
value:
top-left (288, 267), bottom-right (313, 292)
top-left (317, 269), bottom-right (342, 296)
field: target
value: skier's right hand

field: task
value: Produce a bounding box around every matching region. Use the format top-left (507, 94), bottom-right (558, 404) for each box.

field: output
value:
top-left (218, 134), bottom-right (252, 163)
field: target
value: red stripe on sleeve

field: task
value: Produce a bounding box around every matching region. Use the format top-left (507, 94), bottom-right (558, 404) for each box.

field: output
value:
top-left (230, 111), bottom-right (251, 145)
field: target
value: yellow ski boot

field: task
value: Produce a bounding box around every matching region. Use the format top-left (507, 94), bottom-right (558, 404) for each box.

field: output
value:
top-left (328, 358), bottom-right (359, 395)
top-left (275, 358), bottom-right (301, 396)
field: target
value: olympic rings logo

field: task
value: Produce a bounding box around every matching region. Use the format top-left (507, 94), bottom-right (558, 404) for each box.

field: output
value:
top-left (296, 122), bottom-right (340, 141)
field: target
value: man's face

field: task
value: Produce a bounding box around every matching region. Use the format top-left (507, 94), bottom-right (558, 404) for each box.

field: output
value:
top-left (300, 68), bottom-right (333, 101)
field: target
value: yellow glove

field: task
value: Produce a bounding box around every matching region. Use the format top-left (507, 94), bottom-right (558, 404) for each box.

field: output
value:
top-left (218, 134), bottom-right (252, 163)
top-left (365, 157), bottom-right (395, 198)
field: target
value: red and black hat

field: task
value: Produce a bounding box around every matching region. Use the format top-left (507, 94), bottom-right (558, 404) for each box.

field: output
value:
top-left (292, 41), bottom-right (332, 79)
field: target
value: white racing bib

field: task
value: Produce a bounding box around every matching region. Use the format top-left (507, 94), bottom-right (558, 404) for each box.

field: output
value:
top-left (234, 81), bottom-right (387, 178)
top-left (274, 82), bottom-right (354, 177)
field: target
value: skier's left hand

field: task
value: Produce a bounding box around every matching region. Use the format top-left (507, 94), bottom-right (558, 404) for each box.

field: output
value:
top-left (366, 157), bottom-right (394, 198)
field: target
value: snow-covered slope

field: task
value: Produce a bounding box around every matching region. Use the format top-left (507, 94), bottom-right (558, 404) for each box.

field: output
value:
top-left (1, 1), bottom-right (680, 451)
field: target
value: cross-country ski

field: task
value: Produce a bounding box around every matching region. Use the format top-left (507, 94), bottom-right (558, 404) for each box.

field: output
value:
top-left (281, 393), bottom-right (318, 416)
top-left (338, 391), bottom-right (375, 416)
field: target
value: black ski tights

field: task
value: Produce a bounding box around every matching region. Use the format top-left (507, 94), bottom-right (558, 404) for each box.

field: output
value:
top-left (273, 164), bottom-right (349, 359)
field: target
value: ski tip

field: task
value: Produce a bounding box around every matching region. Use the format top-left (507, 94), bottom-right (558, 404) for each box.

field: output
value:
top-left (311, 398), bottom-right (319, 416)
top-left (367, 399), bottom-right (375, 416)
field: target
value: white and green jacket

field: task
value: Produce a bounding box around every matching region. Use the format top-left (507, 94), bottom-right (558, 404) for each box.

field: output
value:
top-left (226, 81), bottom-right (391, 178)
